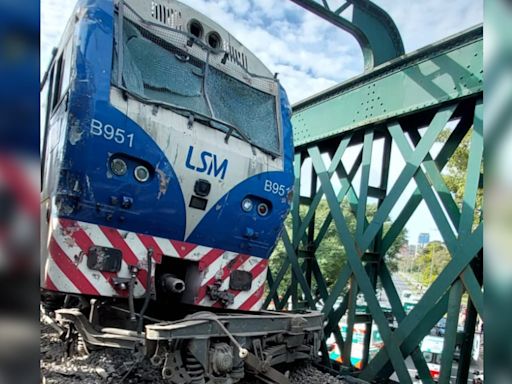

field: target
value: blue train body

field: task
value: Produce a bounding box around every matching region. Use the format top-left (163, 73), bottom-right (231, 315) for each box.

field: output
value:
top-left (41, 0), bottom-right (294, 311)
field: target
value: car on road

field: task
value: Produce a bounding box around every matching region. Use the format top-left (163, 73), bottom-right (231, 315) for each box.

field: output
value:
top-left (433, 317), bottom-right (447, 336)
top-left (472, 370), bottom-right (484, 383)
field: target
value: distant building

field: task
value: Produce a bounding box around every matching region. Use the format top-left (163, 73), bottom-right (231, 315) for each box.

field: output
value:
top-left (408, 244), bottom-right (417, 257)
top-left (399, 242), bottom-right (410, 259)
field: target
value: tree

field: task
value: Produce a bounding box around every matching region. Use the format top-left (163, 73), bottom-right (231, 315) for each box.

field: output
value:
top-left (413, 241), bottom-right (450, 286)
top-left (384, 223), bottom-right (408, 273)
top-left (438, 128), bottom-right (483, 227)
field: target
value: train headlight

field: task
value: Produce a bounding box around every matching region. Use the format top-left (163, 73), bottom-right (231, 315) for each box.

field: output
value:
top-left (241, 198), bottom-right (253, 212)
top-left (134, 165), bottom-right (150, 183)
top-left (111, 158), bottom-right (127, 176)
top-left (207, 31), bottom-right (222, 49)
top-left (257, 203), bottom-right (269, 217)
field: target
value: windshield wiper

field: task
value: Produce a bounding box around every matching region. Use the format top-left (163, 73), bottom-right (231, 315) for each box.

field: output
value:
top-left (187, 115), bottom-right (256, 154)
top-left (116, 85), bottom-right (263, 155)
top-left (221, 122), bottom-right (251, 145)
top-left (201, 118), bottom-right (258, 155)
top-left (224, 125), bottom-right (257, 155)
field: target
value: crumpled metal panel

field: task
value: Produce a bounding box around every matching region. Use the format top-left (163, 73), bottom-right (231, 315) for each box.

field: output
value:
top-left (116, 18), bottom-right (280, 153)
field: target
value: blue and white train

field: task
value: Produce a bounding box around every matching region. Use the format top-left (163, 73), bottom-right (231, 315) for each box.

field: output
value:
top-left (42, 0), bottom-right (294, 310)
top-left (41, 1), bottom-right (323, 383)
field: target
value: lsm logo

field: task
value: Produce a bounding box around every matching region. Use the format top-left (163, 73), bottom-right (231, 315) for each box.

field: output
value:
top-left (185, 146), bottom-right (229, 180)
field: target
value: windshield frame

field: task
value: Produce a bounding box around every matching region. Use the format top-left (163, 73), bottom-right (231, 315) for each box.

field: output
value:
top-left (112, 2), bottom-right (283, 157)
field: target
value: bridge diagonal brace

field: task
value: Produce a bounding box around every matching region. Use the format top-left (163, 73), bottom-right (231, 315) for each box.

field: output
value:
top-left (282, 231), bottom-right (317, 308)
top-left (314, 147), bottom-right (363, 249)
top-left (380, 107), bottom-right (475, 254)
top-left (389, 119), bottom-right (484, 317)
top-left (378, 265), bottom-right (434, 383)
top-left (263, 258), bottom-right (291, 309)
top-left (293, 136), bottom-right (352, 249)
top-left (361, 105), bottom-right (458, 250)
top-left (360, 225), bottom-right (482, 380)
top-left (309, 146), bottom-right (413, 384)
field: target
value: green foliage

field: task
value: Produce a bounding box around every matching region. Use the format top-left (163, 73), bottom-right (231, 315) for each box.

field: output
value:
top-left (385, 222), bottom-right (408, 273)
top-left (438, 127), bottom-right (483, 226)
top-left (413, 241), bottom-right (451, 286)
top-left (268, 199), bottom-right (408, 297)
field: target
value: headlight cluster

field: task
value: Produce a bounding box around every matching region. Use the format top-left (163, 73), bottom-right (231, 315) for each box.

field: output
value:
top-left (134, 165), bottom-right (150, 182)
top-left (241, 197), bottom-right (270, 217)
top-left (110, 157), bottom-right (151, 183)
top-left (257, 203), bottom-right (269, 216)
top-left (187, 19), bottom-right (223, 49)
top-left (241, 198), bottom-right (253, 212)
top-left (111, 158), bottom-right (128, 176)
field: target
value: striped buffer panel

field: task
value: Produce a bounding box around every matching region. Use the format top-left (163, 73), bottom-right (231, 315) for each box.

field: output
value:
top-left (42, 217), bottom-right (269, 312)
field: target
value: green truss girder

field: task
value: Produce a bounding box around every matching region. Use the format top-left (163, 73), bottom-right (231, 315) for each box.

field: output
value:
top-left (264, 10), bottom-right (483, 381)
top-left (264, 101), bottom-right (483, 381)
top-left (291, 25), bottom-right (483, 147)
top-left (439, 279), bottom-right (464, 383)
top-left (290, 0), bottom-right (404, 70)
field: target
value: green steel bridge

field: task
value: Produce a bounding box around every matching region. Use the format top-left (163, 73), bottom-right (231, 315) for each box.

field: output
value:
top-left (264, 1), bottom-right (483, 383)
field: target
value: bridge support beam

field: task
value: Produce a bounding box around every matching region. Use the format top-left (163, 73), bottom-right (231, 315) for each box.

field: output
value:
top-left (264, 24), bottom-right (483, 383)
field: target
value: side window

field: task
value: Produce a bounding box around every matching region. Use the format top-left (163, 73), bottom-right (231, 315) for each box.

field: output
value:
top-left (50, 55), bottom-right (63, 111)
top-left (41, 65), bottom-right (54, 189)
top-left (50, 37), bottom-right (73, 113)
top-left (40, 78), bottom-right (50, 154)
top-left (59, 40), bottom-right (73, 100)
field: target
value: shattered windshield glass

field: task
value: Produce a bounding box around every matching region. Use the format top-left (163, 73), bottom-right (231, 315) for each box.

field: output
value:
top-left (113, 18), bottom-right (280, 154)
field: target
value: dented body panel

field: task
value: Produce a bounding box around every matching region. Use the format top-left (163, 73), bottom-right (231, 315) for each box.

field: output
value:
top-left (40, 0), bottom-right (294, 310)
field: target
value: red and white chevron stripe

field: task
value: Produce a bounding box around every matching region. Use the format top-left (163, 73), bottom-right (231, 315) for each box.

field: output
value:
top-left (42, 217), bottom-right (269, 311)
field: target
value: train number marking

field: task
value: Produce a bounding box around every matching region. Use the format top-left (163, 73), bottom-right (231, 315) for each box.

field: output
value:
top-left (91, 119), bottom-right (134, 148)
top-left (185, 146), bottom-right (228, 180)
top-left (264, 180), bottom-right (286, 196)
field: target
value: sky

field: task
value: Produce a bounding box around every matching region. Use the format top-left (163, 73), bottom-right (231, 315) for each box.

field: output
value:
top-left (41, 0), bottom-right (483, 103)
top-left (40, 0), bottom-right (483, 245)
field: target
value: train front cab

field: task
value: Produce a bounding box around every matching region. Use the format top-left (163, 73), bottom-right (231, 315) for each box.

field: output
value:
top-left (41, 2), bottom-right (323, 382)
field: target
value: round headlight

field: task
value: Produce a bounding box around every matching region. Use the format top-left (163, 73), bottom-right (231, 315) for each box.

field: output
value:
top-left (241, 198), bottom-right (253, 212)
top-left (111, 158), bottom-right (127, 176)
top-left (257, 203), bottom-right (269, 217)
top-left (134, 165), bottom-right (150, 183)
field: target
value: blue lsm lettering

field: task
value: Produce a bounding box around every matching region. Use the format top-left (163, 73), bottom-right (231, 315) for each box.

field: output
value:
top-left (185, 146), bottom-right (229, 180)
